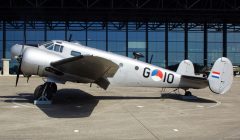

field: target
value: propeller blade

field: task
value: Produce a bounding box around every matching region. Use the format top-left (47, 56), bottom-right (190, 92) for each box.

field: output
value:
top-left (68, 34), bottom-right (72, 42)
top-left (20, 44), bottom-right (24, 55)
top-left (149, 54), bottom-right (154, 64)
top-left (15, 57), bottom-right (22, 87)
top-left (16, 28), bottom-right (26, 87)
top-left (27, 75), bottom-right (31, 83)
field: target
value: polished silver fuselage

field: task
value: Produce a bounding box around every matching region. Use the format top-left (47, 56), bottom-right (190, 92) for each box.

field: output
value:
top-left (11, 40), bottom-right (208, 89)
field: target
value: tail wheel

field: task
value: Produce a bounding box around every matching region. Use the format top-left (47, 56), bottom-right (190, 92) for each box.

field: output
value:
top-left (185, 91), bottom-right (192, 96)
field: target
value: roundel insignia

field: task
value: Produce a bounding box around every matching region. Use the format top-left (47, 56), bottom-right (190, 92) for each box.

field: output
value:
top-left (151, 69), bottom-right (163, 81)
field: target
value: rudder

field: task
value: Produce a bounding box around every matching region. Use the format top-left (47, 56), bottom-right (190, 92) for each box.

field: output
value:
top-left (208, 57), bottom-right (233, 94)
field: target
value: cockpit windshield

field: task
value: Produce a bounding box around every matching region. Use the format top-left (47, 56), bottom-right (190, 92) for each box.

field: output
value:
top-left (41, 41), bottom-right (64, 53)
top-left (45, 43), bottom-right (54, 50)
top-left (39, 41), bottom-right (52, 47)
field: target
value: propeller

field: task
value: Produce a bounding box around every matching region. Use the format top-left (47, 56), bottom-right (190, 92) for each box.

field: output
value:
top-left (26, 75), bottom-right (31, 83)
top-left (15, 55), bottom-right (22, 87)
top-left (68, 34), bottom-right (72, 42)
top-left (15, 28), bottom-right (26, 87)
top-left (15, 45), bottom-right (24, 87)
top-left (149, 54), bottom-right (154, 64)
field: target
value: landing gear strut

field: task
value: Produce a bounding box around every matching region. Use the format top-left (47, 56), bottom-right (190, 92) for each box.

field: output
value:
top-left (33, 82), bottom-right (57, 104)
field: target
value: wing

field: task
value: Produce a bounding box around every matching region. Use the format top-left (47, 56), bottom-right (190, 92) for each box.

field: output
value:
top-left (50, 55), bottom-right (119, 89)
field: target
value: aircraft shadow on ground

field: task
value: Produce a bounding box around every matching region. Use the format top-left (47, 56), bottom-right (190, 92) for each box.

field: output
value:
top-left (160, 93), bottom-right (217, 103)
top-left (0, 89), bottom-right (216, 118)
top-left (1, 93), bottom-right (34, 103)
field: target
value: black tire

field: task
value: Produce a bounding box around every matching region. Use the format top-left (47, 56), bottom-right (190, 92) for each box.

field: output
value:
top-left (44, 82), bottom-right (57, 100)
top-left (234, 71), bottom-right (237, 76)
top-left (34, 85), bottom-right (44, 100)
top-left (185, 91), bottom-right (192, 96)
top-left (49, 82), bottom-right (57, 94)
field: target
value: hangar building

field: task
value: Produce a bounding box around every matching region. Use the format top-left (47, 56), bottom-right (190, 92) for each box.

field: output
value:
top-left (1, 0), bottom-right (240, 74)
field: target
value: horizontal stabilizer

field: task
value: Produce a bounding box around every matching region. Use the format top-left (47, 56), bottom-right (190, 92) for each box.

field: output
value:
top-left (176, 60), bottom-right (195, 76)
top-left (179, 75), bottom-right (208, 89)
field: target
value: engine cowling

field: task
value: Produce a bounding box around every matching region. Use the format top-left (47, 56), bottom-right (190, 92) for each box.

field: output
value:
top-left (21, 47), bottom-right (64, 77)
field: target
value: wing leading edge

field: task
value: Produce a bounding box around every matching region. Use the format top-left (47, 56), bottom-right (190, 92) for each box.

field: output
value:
top-left (50, 55), bottom-right (119, 89)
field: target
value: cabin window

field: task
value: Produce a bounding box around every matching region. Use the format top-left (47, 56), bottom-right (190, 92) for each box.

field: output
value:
top-left (54, 44), bottom-right (63, 52)
top-left (71, 51), bottom-right (81, 56)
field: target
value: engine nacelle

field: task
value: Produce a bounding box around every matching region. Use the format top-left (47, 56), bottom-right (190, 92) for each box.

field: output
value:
top-left (21, 47), bottom-right (64, 77)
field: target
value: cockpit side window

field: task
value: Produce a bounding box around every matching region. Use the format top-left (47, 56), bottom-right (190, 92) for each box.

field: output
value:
top-left (71, 51), bottom-right (81, 56)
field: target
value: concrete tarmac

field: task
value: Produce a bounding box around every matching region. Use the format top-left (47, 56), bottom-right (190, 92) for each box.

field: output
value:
top-left (0, 76), bottom-right (240, 140)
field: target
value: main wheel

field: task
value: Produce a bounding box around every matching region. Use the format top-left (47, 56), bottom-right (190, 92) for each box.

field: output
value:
top-left (48, 82), bottom-right (57, 94)
top-left (44, 82), bottom-right (57, 100)
top-left (34, 85), bottom-right (44, 100)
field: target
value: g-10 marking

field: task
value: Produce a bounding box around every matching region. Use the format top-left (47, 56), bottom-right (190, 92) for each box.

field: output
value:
top-left (143, 67), bottom-right (174, 84)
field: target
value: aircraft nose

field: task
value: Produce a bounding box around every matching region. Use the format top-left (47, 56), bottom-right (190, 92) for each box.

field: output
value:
top-left (11, 44), bottom-right (23, 59)
top-left (11, 44), bottom-right (36, 59)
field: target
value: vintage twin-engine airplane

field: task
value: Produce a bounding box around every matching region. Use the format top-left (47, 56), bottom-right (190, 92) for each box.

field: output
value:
top-left (11, 40), bottom-right (233, 102)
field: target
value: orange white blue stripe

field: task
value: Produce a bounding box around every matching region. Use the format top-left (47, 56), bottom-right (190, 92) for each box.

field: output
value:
top-left (211, 71), bottom-right (220, 79)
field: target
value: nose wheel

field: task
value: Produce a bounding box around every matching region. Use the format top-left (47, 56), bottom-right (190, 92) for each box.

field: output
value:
top-left (34, 82), bottom-right (57, 104)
